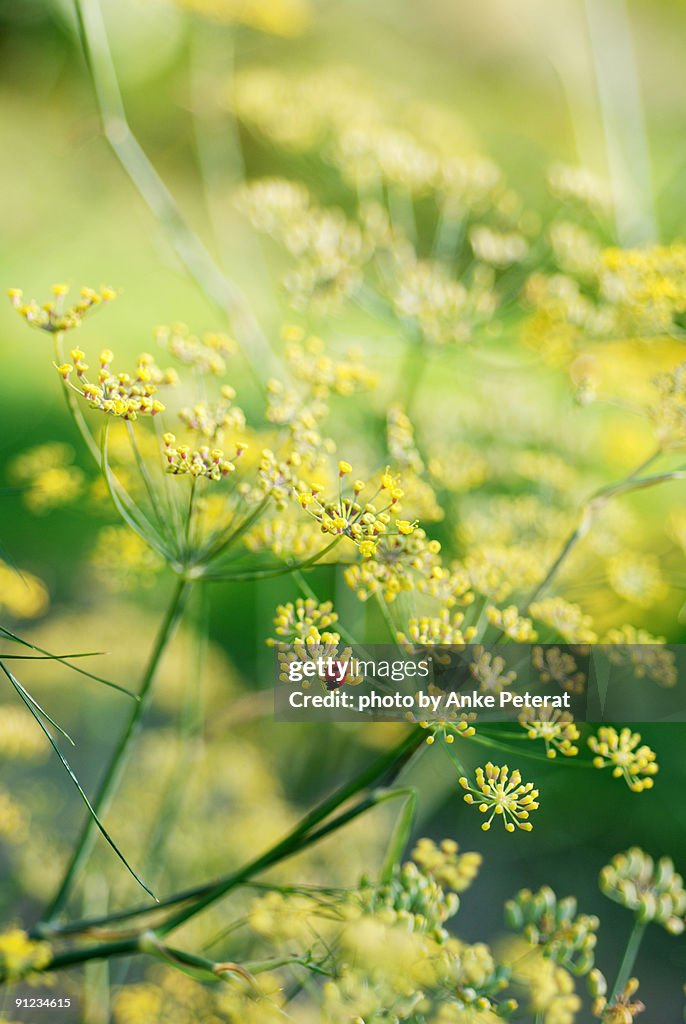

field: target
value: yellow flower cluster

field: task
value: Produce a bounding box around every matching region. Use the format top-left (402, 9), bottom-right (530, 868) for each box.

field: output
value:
top-left (601, 244), bottom-right (686, 336)
top-left (8, 442), bottom-right (84, 514)
top-left (529, 597), bottom-right (597, 644)
top-left (532, 646), bottom-right (586, 694)
top-left (236, 179), bottom-right (368, 310)
top-left (393, 258), bottom-right (495, 346)
top-left (605, 552), bottom-right (666, 608)
top-left (0, 561), bottom-right (49, 619)
top-left (399, 608), bottom-right (477, 647)
top-left (411, 837), bottom-right (482, 892)
top-left (603, 626), bottom-right (677, 687)
top-left (178, 388), bottom-right (246, 444)
top-left (90, 525), bottom-right (165, 592)
top-left (58, 349), bottom-right (174, 421)
top-left (486, 604), bottom-right (538, 642)
top-left (519, 708), bottom-right (580, 758)
top-left (651, 361), bottom-right (686, 449)
top-left (283, 328), bottom-right (378, 398)
top-left (588, 727), bottom-right (658, 792)
top-left (297, 466), bottom-right (416, 558)
top-left (162, 432), bottom-right (245, 480)
top-left (469, 649), bottom-right (517, 694)
top-left (459, 762), bottom-right (539, 832)
top-left (593, 976), bottom-right (645, 1023)
top-left (268, 597), bottom-right (339, 646)
top-left (155, 323), bottom-right (237, 376)
top-left (387, 404), bottom-right (424, 474)
top-left (0, 929), bottom-right (51, 983)
top-left (8, 283), bottom-right (116, 333)
top-left (344, 528), bottom-right (443, 602)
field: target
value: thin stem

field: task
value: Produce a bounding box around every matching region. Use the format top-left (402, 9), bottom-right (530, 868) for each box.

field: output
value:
top-left (155, 729), bottom-right (423, 934)
top-left (610, 919), bottom-right (646, 1002)
top-left (525, 450), bottom-right (663, 606)
top-left (38, 728), bottom-right (423, 940)
top-left (41, 576), bottom-right (191, 923)
top-left (73, 0), bottom-right (281, 386)
top-left (202, 537), bottom-right (343, 582)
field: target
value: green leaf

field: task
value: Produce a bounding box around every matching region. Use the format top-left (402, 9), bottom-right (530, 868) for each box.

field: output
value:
top-left (1, 659), bottom-right (156, 902)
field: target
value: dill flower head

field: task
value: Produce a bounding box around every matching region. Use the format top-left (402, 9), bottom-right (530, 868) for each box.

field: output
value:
top-left (600, 244), bottom-right (686, 337)
top-left (267, 597), bottom-right (339, 646)
top-left (486, 605), bottom-right (538, 642)
top-left (600, 848), bottom-right (686, 934)
top-left (90, 525), bottom-right (165, 592)
top-left (155, 322), bottom-right (236, 376)
top-left (398, 608), bottom-right (477, 648)
top-left (605, 552), bottom-right (667, 608)
top-left (8, 442), bottom-right (84, 514)
top-left (603, 626), bottom-right (677, 688)
top-left (529, 597), bottom-right (597, 644)
top-left (392, 258), bottom-right (495, 345)
top-left (343, 527), bottom-right (442, 602)
top-left (8, 283), bottom-right (116, 333)
top-left (162, 432), bottom-right (243, 480)
top-left (651, 362), bottom-right (686, 450)
top-left (505, 885), bottom-right (599, 975)
top-left (0, 561), bottom-right (49, 619)
top-left (411, 837), bottom-right (482, 893)
top-left (178, 392), bottom-right (246, 446)
top-left (0, 929), bottom-right (51, 983)
top-left (588, 727), bottom-right (658, 792)
top-left (297, 466), bottom-right (416, 559)
top-left (59, 349), bottom-right (173, 421)
top-left (594, 977), bottom-right (645, 1023)
top-left (469, 648), bottom-right (517, 694)
top-left (283, 331), bottom-right (378, 398)
top-left (458, 762), bottom-right (539, 833)
top-left (532, 645), bottom-right (586, 694)
top-left (519, 708), bottom-right (580, 759)
top-left (506, 938), bottom-right (582, 1024)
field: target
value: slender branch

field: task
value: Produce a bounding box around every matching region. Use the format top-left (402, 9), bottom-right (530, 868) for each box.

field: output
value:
top-left (36, 728), bottom-right (423, 940)
top-left (72, 0), bottom-right (281, 385)
top-left (525, 450), bottom-right (670, 606)
top-left (41, 576), bottom-right (191, 923)
top-left (610, 919), bottom-right (646, 1002)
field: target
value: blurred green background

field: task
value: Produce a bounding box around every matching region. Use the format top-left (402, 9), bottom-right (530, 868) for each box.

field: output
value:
top-left (1, 0), bottom-right (686, 1019)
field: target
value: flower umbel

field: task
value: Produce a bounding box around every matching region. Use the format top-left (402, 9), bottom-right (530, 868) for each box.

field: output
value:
top-left (588, 727), bottom-right (658, 792)
top-left (8, 284), bottom-right (116, 333)
top-left (600, 848), bottom-right (686, 934)
top-left (458, 762), bottom-right (539, 832)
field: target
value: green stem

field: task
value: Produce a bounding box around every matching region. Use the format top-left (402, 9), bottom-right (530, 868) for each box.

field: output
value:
top-left (38, 728), bottom-right (423, 940)
top-left (155, 729), bottom-right (423, 935)
top-left (73, 0), bottom-right (281, 387)
top-left (525, 450), bottom-right (662, 607)
top-left (610, 919), bottom-right (646, 1002)
top-left (41, 576), bottom-right (191, 923)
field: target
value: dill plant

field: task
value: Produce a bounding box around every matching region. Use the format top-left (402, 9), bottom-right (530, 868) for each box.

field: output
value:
top-left (1, 1), bottom-right (686, 1021)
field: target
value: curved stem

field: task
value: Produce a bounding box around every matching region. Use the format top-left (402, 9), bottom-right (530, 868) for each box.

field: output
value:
top-left (525, 449), bottom-right (663, 607)
top-left (41, 576), bottom-right (191, 923)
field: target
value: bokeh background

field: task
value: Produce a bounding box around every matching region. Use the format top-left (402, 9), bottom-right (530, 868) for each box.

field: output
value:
top-left (1, 0), bottom-right (686, 1020)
